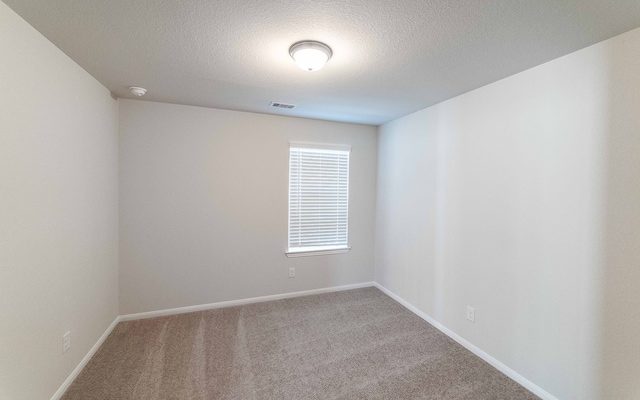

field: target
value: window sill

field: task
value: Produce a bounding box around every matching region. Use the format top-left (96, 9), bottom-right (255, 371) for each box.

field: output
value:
top-left (286, 246), bottom-right (351, 258)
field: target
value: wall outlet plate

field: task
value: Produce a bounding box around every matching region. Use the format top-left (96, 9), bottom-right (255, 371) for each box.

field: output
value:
top-left (289, 267), bottom-right (295, 278)
top-left (466, 306), bottom-right (475, 323)
top-left (63, 331), bottom-right (71, 353)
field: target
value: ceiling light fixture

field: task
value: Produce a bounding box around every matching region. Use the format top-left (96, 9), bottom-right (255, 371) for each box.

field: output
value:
top-left (289, 41), bottom-right (332, 72)
top-left (129, 86), bottom-right (147, 96)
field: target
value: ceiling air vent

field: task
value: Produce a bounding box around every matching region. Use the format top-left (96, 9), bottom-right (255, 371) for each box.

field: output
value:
top-left (269, 101), bottom-right (296, 109)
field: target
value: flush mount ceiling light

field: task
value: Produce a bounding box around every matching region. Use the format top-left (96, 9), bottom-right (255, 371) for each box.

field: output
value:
top-left (129, 86), bottom-right (147, 96)
top-left (289, 41), bottom-right (333, 72)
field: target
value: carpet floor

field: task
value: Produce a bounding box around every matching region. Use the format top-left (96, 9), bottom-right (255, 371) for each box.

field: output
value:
top-left (62, 287), bottom-right (539, 399)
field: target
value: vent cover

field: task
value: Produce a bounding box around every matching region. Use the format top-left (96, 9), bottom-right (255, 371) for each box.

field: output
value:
top-left (269, 101), bottom-right (296, 109)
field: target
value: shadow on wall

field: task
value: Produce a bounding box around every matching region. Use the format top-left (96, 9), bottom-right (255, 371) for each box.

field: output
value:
top-left (600, 33), bottom-right (640, 399)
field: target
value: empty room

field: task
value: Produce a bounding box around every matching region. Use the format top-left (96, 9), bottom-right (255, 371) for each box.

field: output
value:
top-left (2, 1), bottom-right (640, 399)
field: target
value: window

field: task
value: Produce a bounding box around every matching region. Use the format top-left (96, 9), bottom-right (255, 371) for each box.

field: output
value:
top-left (287, 143), bottom-right (351, 257)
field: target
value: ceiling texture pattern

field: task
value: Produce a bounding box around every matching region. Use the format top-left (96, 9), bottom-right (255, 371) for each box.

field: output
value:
top-left (6, 0), bottom-right (640, 125)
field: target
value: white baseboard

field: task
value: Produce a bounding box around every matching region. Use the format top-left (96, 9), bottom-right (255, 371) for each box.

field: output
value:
top-left (119, 281), bottom-right (375, 322)
top-left (373, 283), bottom-right (558, 400)
top-left (50, 315), bottom-right (120, 400)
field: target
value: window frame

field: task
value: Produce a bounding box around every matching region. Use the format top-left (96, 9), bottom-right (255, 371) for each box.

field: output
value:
top-left (286, 142), bottom-right (351, 257)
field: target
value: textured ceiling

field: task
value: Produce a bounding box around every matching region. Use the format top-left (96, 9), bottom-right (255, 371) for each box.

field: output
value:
top-left (5, 0), bottom-right (640, 125)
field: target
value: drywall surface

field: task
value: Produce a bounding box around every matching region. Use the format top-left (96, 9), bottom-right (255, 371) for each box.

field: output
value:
top-left (375, 26), bottom-right (640, 400)
top-left (119, 100), bottom-right (377, 314)
top-left (0, 2), bottom-right (119, 400)
top-left (599, 29), bottom-right (640, 399)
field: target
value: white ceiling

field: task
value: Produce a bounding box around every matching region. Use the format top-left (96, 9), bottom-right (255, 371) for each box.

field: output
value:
top-left (6, 0), bottom-right (640, 125)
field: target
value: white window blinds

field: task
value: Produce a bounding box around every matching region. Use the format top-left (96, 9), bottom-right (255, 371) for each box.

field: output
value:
top-left (288, 144), bottom-right (350, 254)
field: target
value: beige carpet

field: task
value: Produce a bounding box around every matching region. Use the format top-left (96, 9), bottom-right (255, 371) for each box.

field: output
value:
top-left (62, 287), bottom-right (539, 399)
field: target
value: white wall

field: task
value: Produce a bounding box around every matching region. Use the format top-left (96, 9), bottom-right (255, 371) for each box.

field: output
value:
top-left (119, 100), bottom-right (377, 314)
top-left (375, 27), bottom-right (640, 399)
top-left (599, 29), bottom-right (640, 399)
top-left (0, 2), bottom-right (119, 400)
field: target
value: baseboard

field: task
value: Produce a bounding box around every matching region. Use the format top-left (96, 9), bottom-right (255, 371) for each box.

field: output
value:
top-left (373, 283), bottom-right (558, 400)
top-left (50, 315), bottom-right (120, 400)
top-left (119, 281), bottom-right (375, 322)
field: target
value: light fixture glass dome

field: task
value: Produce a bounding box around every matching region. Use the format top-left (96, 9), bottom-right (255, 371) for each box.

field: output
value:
top-left (289, 41), bottom-right (333, 72)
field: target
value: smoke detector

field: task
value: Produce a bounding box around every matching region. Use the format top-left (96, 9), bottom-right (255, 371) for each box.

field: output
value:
top-left (129, 86), bottom-right (147, 96)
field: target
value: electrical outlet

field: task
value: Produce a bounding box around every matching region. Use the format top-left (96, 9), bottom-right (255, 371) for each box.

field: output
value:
top-left (289, 267), bottom-right (295, 278)
top-left (62, 331), bottom-right (71, 353)
top-left (466, 306), bottom-right (475, 323)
